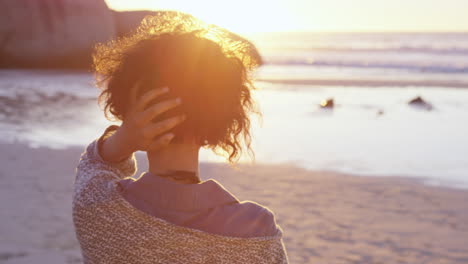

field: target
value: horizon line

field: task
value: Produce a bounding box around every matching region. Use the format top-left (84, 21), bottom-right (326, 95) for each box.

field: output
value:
top-left (244, 30), bottom-right (468, 34)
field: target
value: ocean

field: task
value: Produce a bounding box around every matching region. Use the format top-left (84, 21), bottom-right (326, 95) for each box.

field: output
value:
top-left (1, 32), bottom-right (467, 188)
top-left (251, 32), bottom-right (468, 87)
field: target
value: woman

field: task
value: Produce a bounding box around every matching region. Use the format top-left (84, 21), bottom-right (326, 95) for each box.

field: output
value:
top-left (73, 12), bottom-right (288, 263)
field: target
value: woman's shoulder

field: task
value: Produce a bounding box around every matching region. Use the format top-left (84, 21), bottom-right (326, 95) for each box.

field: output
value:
top-left (200, 179), bottom-right (282, 238)
top-left (235, 200), bottom-right (277, 221)
top-left (215, 200), bottom-right (282, 238)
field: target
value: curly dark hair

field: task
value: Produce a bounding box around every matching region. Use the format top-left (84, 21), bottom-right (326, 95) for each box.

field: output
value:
top-left (93, 11), bottom-right (263, 164)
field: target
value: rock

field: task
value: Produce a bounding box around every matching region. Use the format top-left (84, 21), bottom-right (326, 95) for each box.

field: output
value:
top-left (320, 98), bottom-right (334, 109)
top-left (0, 0), bottom-right (155, 69)
top-left (113, 10), bottom-right (155, 37)
top-left (0, 0), bottom-right (116, 68)
top-left (408, 96), bottom-right (433, 111)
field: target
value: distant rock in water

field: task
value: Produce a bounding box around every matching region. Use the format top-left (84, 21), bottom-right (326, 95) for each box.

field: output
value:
top-left (408, 96), bottom-right (433, 111)
top-left (0, 0), bottom-right (153, 69)
top-left (319, 98), bottom-right (334, 109)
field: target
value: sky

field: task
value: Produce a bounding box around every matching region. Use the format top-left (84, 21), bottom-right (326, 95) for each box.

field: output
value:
top-left (106, 0), bottom-right (468, 33)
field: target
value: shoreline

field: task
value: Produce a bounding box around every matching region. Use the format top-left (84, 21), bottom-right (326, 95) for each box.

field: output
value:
top-left (2, 69), bottom-right (468, 89)
top-left (257, 78), bottom-right (468, 89)
top-left (1, 142), bottom-right (467, 263)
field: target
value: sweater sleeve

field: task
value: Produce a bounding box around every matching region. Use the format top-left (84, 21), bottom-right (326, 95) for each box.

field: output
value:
top-left (73, 125), bottom-right (137, 206)
top-left (276, 238), bottom-right (290, 264)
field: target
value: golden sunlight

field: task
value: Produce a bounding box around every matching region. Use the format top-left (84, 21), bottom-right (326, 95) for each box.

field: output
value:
top-left (106, 0), bottom-right (298, 34)
top-left (107, 0), bottom-right (468, 32)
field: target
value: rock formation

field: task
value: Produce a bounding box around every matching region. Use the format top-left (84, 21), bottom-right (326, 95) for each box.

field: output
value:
top-left (320, 98), bottom-right (334, 109)
top-left (408, 96), bottom-right (433, 111)
top-left (0, 0), bottom-right (152, 69)
top-left (113, 10), bottom-right (154, 37)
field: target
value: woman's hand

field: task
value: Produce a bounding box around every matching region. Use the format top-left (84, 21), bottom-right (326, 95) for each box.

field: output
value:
top-left (100, 83), bottom-right (186, 163)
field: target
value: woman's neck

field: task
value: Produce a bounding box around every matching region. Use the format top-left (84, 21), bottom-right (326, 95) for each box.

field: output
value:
top-left (147, 142), bottom-right (201, 182)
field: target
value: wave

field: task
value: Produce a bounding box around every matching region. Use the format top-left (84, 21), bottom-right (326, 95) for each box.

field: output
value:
top-left (253, 32), bottom-right (468, 56)
top-left (265, 46), bottom-right (468, 56)
top-left (256, 78), bottom-right (468, 88)
top-left (265, 59), bottom-right (468, 74)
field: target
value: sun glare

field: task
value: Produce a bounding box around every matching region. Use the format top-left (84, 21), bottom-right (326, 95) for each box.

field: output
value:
top-left (106, 0), bottom-right (298, 34)
top-left (107, 0), bottom-right (468, 33)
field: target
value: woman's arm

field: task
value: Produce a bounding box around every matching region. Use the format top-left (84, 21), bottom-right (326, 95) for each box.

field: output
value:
top-left (73, 134), bottom-right (137, 207)
top-left (98, 125), bottom-right (135, 164)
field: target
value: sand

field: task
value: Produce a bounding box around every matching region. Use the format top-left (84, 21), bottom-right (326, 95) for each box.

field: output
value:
top-left (1, 142), bottom-right (467, 264)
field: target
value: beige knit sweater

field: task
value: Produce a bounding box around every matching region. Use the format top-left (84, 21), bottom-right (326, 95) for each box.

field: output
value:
top-left (72, 140), bottom-right (289, 263)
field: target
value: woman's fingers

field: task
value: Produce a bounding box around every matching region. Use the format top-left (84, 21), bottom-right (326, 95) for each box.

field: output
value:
top-left (136, 86), bottom-right (170, 112)
top-left (138, 97), bottom-right (182, 125)
top-left (142, 114), bottom-right (186, 139)
top-left (129, 81), bottom-right (143, 107)
top-left (122, 83), bottom-right (186, 152)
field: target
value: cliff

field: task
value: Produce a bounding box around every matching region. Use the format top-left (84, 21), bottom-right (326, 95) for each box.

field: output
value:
top-left (0, 0), bottom-right (152, 69)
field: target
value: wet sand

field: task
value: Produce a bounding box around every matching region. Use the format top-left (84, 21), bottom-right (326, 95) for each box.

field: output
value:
top-left (1, 142), bottom-right (467, 263)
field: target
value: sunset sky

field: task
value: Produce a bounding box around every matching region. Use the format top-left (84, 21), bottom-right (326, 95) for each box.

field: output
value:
top-left (106, 0), bottom-right (468, 33)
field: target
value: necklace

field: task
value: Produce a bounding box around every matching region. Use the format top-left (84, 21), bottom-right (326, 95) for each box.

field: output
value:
top-left (156, 170), bottom-right (201, 184)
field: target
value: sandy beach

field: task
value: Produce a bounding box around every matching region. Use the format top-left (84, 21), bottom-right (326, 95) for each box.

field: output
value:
top-left (1, 142), bottom-right (467, 264)
top-left (2, 1), bottom-right (468, 263)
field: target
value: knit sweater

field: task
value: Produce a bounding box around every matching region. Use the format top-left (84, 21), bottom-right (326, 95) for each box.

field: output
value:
top-left (72, 140), bottom-right (289, 263)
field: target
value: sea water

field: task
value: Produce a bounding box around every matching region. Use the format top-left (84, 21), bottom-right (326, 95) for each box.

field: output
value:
top-left (1, 32), bottom-right (467, 187)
